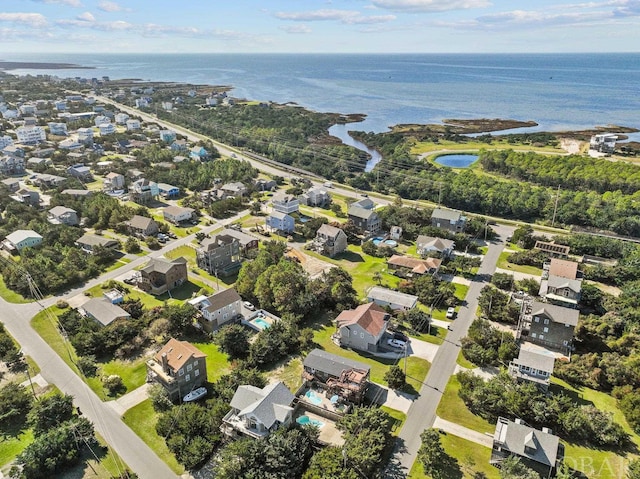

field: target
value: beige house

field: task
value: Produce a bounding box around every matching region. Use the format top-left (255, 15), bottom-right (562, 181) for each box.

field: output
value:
top-left (138, 257), bottom-right (188, 295)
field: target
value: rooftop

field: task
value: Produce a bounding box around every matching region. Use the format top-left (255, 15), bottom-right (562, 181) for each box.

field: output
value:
top-left (336, 302), bottom-right (390, 336)
top-left (303, 349), bottom-right (371, 378)
top-left (530, 301), bottom-right (580, 327)
top-left (367, 286), bottom-right (418, 309)
top-left (494, 417), bottom-right (561, 467)
top-left (153, 338), bottom-right (206, 372)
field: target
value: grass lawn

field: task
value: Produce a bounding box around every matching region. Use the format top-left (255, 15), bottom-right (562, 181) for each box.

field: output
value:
top-left (0, 274), bottom-right (32, 304)
top-left (436, 375), bottom-right (494, 435)
top-left (410, 139), bottom-right (565, 156)
top-left (191, 341), bottom-right (232, 383)
top-left (164, 244), bottom-right (197, 262)
top-left (122, 399), bottom-right (184, 475)
top-left (456, 351), bottom-right (476, 369)
top-left (84, 282), bottom-right (166, 309)
top-left (86, 356), bottom-right (150, 400)
top-left (270, 355), bottom-right (304, 391)
top-left (31, 306), bottom-right (81, 376)
top-left (380, 406), bottom-right (406, 437)
top-left (0, 427), bottom-right (34, 467)
top-left (404, 357), bottom-right (431, 394)
top-left (408, 432), bottom-right (499, 479)
top-left (103, 257), bottom-right (132, 273)
top-left (410, 325), bottom-right (445, 345)
top-left (452, 282), bottom-right (470, 301)
top-left (496, 252), bottom-right (542, 276)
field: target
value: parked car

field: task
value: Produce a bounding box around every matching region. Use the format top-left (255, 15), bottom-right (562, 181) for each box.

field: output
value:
top-left (387, 338), bottom-right (406, 349)
top-left (123, 276), bottom-right (137, 285)
top-left (243, 301), bottom-right (255, 311)
top-left (167, 232), bottom-right (177, 239)
top-left (446, 307), bottom-right (456, 319)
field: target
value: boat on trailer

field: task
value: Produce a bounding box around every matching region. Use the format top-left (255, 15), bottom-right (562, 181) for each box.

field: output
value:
top-left (183, 386), bottom-right (207, 402)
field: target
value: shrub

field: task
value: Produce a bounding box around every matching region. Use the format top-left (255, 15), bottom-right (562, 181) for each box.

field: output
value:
top-left (55, 300), bottom-right (69, 309)
top-left (76, 355), bottom-right (98, 377)
top-left (384, 365), bottom-right (406, 390)
top-left (102, 375), bottom-right (126, 396)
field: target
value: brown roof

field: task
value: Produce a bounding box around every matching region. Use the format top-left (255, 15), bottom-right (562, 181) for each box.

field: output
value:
top-left (548, 258), bottom-right (579, 280)
top-left (336, 302), bottom-right (389, 336)
top-left (387, 254), bottom-right (441, 272)
top-left (127, 214), bottom-right (156, 230)
top-left (153, 338), bottom-right (206, 372)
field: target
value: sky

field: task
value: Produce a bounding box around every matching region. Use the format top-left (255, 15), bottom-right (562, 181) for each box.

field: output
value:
top-left (0, 0), bottom-right (639, 54)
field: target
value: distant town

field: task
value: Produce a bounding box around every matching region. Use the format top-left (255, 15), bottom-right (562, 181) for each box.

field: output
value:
top-left (0, 71), bottom-right (639, 479)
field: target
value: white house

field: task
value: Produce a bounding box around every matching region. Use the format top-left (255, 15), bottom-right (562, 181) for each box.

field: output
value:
top-left (16, 126), bottom-right (46, 144)
top-left (272, 193), bottom-right (299, 214)
top-left (126, 119), bottom-right (141, 131)
top-left (367, 286), bottom-right (418, 311)
top-left (416, 235), bottom-right (455, 257)
top-left (114, 113), bottom-right (129, 124)
top-left (99, 123), bottom-right (116, 135)
top-left (163, 205), bottom-right (194, 224)
top-left (47, 122), bottom-right (68, 136)
top-left (0, 136), bottom-right (14, 149)
top-left (94, 115), bottom-right (110, 127)
top-left (190, 288), bottom-right (242, 333)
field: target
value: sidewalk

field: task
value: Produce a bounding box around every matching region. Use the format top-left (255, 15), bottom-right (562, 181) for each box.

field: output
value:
top-left (107, 383), bottom-right (151, 416)
top-left (433, 416), bottom-right (494, 448)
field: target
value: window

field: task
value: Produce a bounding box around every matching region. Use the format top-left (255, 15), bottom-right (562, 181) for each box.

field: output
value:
top-left (539, 334), bottom-right (544, 340)
top-left (534, 316), bottom-right (540, 323)
top-left (522, 366), bottom-right (530, 372)
top-left (541, 371), bottom-right (549, 377)
top-left (178, 368), bottom-right (184, 376)
top-left (185, 374), bottom-right (191, 382)
top-left (531, 333), bottom-right (537, 338)
top-left (543, 327), bottom-right (549, 333)
top-left (544, 318), bottom-right (549, 325)
top-left (563, 340), bottom-right (569, 346)
top-left (194, 369), bottom-right (199, 377)
top-left (360, 332), bottom-right (364, 338)
top-left (187, 364), bottom-right (193, 372)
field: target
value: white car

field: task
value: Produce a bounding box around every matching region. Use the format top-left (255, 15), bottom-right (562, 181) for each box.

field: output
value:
top-left (243, 301), bottom-right (255, 311)
top-left (446, 307), bottom-right (456, 319)
top-left (387, 338), bottom-right (406, 349)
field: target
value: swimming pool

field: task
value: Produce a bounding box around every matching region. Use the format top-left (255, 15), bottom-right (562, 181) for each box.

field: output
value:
top-left (252, 318), bottom-right (271, 330)
top-left (372, 237), bottom-right (397, 247)
top-left (296, 415), bottom-right (325, 428)
top-left (304, 390), bottom-right (322, 405)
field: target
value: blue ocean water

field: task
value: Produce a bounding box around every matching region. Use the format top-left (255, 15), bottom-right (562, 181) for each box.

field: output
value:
top-left (2, 53), bottom-right (639, 136)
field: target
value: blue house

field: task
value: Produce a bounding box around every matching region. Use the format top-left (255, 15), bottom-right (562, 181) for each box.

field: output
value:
top-left (170, 140), bottom-right (188, 152)
top-left (190, 146), bottom-right (209, 160)
top-left (266, 211), bottom-right (295, 234)
top-left (158, 183), bottom-right (180, 198)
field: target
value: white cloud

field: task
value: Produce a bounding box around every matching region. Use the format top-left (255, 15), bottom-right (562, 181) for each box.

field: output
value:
top-left (31, 0), bottom-right (82, 6)
top-left (275, 9), bottom-right (395, 24)
top-left (98, 1), bottom-right (124, 12)
top-left (370, 0), bottom-right (491, 13)
top-left (279, 24), bottom-right (312, 34)
top-left (0, 13), bottom-right (48, 27)
top-left (76, 12), bottom-right (95, 22)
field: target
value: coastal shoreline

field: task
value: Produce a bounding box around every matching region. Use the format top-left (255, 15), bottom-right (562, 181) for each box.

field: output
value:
top-left (0, 61), bottom-right (93, 70)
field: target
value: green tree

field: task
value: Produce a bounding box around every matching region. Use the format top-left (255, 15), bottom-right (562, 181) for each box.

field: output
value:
top-left (303, 446), bottom-right (359, 479)
top-left (214, 324), bottom-right (251, 360)
top-left (384, 365), bottom-right (406, 390)
top-left (498, 456), bottom-right (539, 479)
top-left (417, 429), bottom-right (449, 479)
top-left (149, 383), bottom-right (173, 412)
top-left (0, 382), bottom-right (33, 426)
top-left (27, 392), bottom-right (74, 435)
top-left (124, 236), bottom-right (141, 253)
top-left (628, 458), bottom-right (640, 479)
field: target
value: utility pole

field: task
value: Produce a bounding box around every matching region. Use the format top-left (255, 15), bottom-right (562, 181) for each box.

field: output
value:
top-left (551, 184), bottom-right (561, 227)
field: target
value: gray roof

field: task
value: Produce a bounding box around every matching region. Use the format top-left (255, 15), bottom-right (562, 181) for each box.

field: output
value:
top-left (317, 224), bottom-right (343, 239)
top-left (157, 183), bottom-right (178, 192)
top-left (351, 198), bottom-right (374, 210)
top-left (141, 257), bottom-right (187, 275)
top-left (163, 205), bottom-right (194, 216)
top-left (1, 178), bottom-right (20, 186)
top-left (49, 205), bottom-right (76, 216)
top-left (203, 288), bottom-right (241, 312)
top-left (431, 208), bottom-right (463, 221)
top-left (230, 382), bottom-right (294, 429)
top-left (416, 235), bottom-right (455, 251)
top-left (494, 417), bottom-right (561, 467)
top-left (269, 211), bottom-right (292, 221)
top-left (530, 301), bottom-right (579, 327)
top-left (367, 286), bottom-right (418, 309)
top-left (127, 215), bottom-right (156, 230)
top-left (348, 205), bottom-right (376, 220)
top-left (76, 234), bottom-right (119, 248)
top-left (303, 349), bottom-right (370, 378)
top-left (513, 346), bottom-right (555, 374)
top-left (61, 189), bottom-right (92, 196)
top-left (547, 275), bottom-right (582, 294)
top-left (80, 298), bottom-right (130, 327)
top-left (5, 229), bottom-right (42, 245)
top-left (219, 228), bottom-right (258, 246)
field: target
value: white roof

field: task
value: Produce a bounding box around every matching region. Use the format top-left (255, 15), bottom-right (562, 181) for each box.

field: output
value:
top-left (6, 229), bottom-right (42, 245)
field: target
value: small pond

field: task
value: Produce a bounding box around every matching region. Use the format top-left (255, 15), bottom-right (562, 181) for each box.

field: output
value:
top-left (434, 154), bottom-right (478, 168)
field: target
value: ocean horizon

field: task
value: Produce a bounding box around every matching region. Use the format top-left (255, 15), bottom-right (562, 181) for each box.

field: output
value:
top-left (2, 52), bottom-right (639, 138)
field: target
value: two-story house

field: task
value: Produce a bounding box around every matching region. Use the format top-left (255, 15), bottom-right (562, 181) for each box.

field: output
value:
top-left (431, 208), bottom-right (467, 232)
top-left (347, 204), bottom-right (381, 235)
top-left (125, 215), bottom-right (159, 237)
top-left (191, 288), bottom-right (242, 333)
top-left (104, 172), bottom-right (125, 191)
top-left (221, 182), bottom-right (247, 198)
top-left (12, 188), bottom-right (40, 207)
top-left (48, 206), bottom-right (79, 226)
top-left (146, 338), bottom-right (207, 401)
top-left (158, 183), bottom-right (180, 198)
top-left (302, 349), bottom-right (370, 404)
top-left (196, 233), bottom-right (242, 277)
top-left (67, 164), bottom-right (93, 182)
top-left (265, 211), bottom-right (295, 234)
top-left (523, 301), bottom-right (579, 355)
top-left (299, 187), bottom-right (331, 207)
top-left (138, 257), bottom-right (188, 295)
top-left (129, 178), bottom-right (159, 205)
top-left (335, 302), bottom-right (390, 353)
top-left (539, 258), bottom-right (583, 308)
top-left (272, 193), bottom-right (300, 214)
top-left (416, 235), bottom-right (455, 258)
top-left (313, 224), bottom-right (347, 257)
top-left (3, 229), bottom-right (43, 252)
top-left (163, 205), bottom-right (195, 225)
top-left (508, 345), bottom-right (555, 392)
top-left (217, 228), bottom-right (259, 256)
top-left (222, 382), bottom-right (295, 439)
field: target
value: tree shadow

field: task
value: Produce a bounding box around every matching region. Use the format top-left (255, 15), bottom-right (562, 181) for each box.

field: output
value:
top-left (335, 251), bottom-right (364, 263)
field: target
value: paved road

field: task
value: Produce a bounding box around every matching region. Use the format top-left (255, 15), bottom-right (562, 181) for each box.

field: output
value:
top-left (385, 225), bottom-right (513, 477)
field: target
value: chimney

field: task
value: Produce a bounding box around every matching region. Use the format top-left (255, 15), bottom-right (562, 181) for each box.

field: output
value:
top-left (161, 352), bottom-right (169, 373)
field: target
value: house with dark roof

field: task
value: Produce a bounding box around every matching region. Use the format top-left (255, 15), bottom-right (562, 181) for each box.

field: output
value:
top-left (387, 255), bottom-right (441, 276)
top-left (416, 235), bottom-right (455, 258)
top-left (125, 215), bottom-right (159, 237)
top-left (190, 288), bottom-right (242, 333)
top-left (313, 224), bottom-right (347, 257)
top-left (222, 382), bottom-right (295, 439)
top-left (335, 302), bottom-right (390, 352)
top-left (146, 338), bottom-right (207, 401)
top-left (302, 349), bottom-right (370, 404)
top-left (66, 163), bottom-right (93, 182)
top-left (12, 188), bottom-right (39, 207)
top-left (76, 234), bottom-right (119, 253)
top-left (508, 345), bottom-right (556, 391)
top-left (138, 257), bottom-right (188, 295)
top-left (347, 204), bottom-right (380, 235)
top-left (491, 417), bottom-right (564, 476)
top-left (522, 301), bottom-right (579, 355)
top-left (431, 208), bottom-right (466, 233)
top-left (217, 228), bottom-right (259, 255)
top-left (196, 233), bottom-right (242, 277)
top-left (79, 297), bottom-right (130, 327)
top-left (367, 286), bottom-right (418, 311)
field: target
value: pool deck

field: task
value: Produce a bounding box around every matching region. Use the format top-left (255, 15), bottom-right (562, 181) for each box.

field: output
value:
top-left (294, 409), bottom-right (344, 446)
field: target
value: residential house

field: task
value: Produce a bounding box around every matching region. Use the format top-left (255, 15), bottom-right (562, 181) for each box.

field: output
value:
top-left (217, 228), bottom-right (259, 255)
top-left (266, 211), bottom-right (295, 234)
top-left (19, 104), bottom-right (36, 115)
top-left (146, 338), bottom-right (207, 401)
top-left (104, 172), bottom-right (125, 191)
top-left (3, 230), bottom-right (42, 252)
top-left (114, 112), bottom-right (129, 124)
top-left (254, 178), bottom-right (277, 192)
top-left (431, 208), bottom-right (467, 232)
top-left (77, 127), bottom-right (94, 145)
top-left (94, 115), bottom-right (110, 126)
top-left (302, 349), bottom-right (370, 404)
top-left (191, 288), bottom-right (242, 333)
top-left (221, 182), bottom-right (247, 198)
top-left (416, 235), bottom-right (455, 257)
top-left (125, 215), bottom-right (159, 237)
top-left (271, 193), bottom-right (299, 214)
top-left (196, 234), bottom-right (242, 277)
top-left (2, 145), bottom-right (24, 158)
top-left (0, 155), bottom-right (25, 175)
top-left (58, 138), bottom-right (83, 150)
top-left (54, 100), bottom-right (67, 111)
top-left (589, 133), bottom-right (617, 153)
top-left (222, 382), bottom-right (295, 439)
top-left (98, 123), bottom-right (116, 135)
top-left (299, 187), bottom-right (331, 207)
top-left (138, 257), bottom-right (188, 295)
top-left (508, 345), bottom-right (555, 391)
top-left (347, 205), bottom-right (381, 234)
top-left (79, 298), bottom-right (130, 327)
top-left (67, 164), bottom-right (93, 182)
top-left (190, 146), bottom-right (208, 160)
top-left (0, 135), bottom-right (13, 149)
top-left (1, 178), bottom-right (20, 192)
top-left (32, 173), bottom-right (65, 189)
top-left (335, 302), bottom-right (390, 352)
top-left (534, 241), bottom-right (570, 258)
top-left (13, 188), bottom-right (40, 207)
top-left (367, 286), bottom-right (418, 311)
top-left (161, 101), bottom-right (173, 111)
top-left (126, 119), bottom-right (141, 130)
top-left (47, 122), bottom-right (68, 136)
top-left (16, 126), bottom-right (46, 145)
top-left (522, 301), bottom-right (579, 354)
top-left (170, 140), bottom-right (188, 152)
top-left (159, 130), bottom-right (176, 143)
top-left (157, 183), bottom-right (180, 198)
top-left (48, 206), bottom-right (79, 226)
top-left (539, 258), bottom-right (583, 309)
top-left (163, 205), bottom-right (194, 225)
top-left (387, 255), bottom-right (441, 276)
top-left (61, 189), bottom-right (93, 198)
top-left (76, 234), bottom-right (119, 253)
top-left (491, 417), bottom-right (564, 476)
top-left (313, 224), bottom-right (347, 257)
top-left (129, 178), bottom-right (159, 205)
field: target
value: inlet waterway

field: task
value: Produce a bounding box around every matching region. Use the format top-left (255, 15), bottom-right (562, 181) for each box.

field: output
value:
top-left (329, 123), bottom-right (383, 172)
